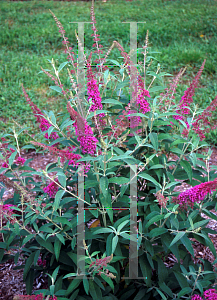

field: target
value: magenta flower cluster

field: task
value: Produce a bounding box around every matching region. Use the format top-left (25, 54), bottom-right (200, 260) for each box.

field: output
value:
top-left (191, 289), bottom-right (217, 300)
top-left (67, 102), bottom-right (98, 155)
top-left (172, 179), bottom-right (217, 210)
top-left (43, 179), bottom-right (59, 198)
top-left (137, 77), bottom-right (151, 114)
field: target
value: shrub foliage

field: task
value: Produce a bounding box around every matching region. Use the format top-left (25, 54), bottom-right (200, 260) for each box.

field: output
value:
top-left (1, 2), bottom-right (217, 300)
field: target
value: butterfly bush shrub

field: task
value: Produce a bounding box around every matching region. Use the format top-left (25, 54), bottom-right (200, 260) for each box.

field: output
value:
top-left (1, 3), bottom-right (217, 300)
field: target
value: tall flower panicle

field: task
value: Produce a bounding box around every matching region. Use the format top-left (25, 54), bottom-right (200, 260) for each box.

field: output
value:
top-left (159, 68), bottom-right (184, 110)
top-left (90, 0), bottom-right (108, 73)
top-left (40, 67), bottom-right (67, 96)
top-left (22, 85), bottom-right (59, 140)
top-left (172, 179), bottom-right (217, 210)
top-left (136, 80), bottom-right (151, 114)
top-left (67, 102), bottom-right (98, 155)
top-left (86, 59), bottom-right (106, 127)
top-left (174, 60), bottom-right (206, 120)
top-left (49, 10), bottom-right (76, 68)
top-left (192, 95), bottom-right (217, 140)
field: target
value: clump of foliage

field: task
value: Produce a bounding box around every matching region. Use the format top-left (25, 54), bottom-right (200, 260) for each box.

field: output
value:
top-left (1, 1), bottom-right (217, 299)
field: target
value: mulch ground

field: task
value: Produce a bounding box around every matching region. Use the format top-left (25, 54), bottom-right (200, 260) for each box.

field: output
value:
top-left (1, 147), bottom-right (217, 299)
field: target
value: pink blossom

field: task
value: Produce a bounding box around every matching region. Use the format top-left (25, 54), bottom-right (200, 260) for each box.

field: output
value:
top-left (15, 157), bottom-right (26, 166)
top-left (137, 77), bottom-right (151, 114)
top-left (67, 103), bottom-right (98, 155)
top-left (204, 289), bottom-right (217, 299)
top-left (43, 179), bottom-right (59, 198)
top-left (172, 179), bottom-right (217, 210)
top-left (191, 295), bottom-right (203, 300)
top-left (2, 162), bottom-right (8, 168)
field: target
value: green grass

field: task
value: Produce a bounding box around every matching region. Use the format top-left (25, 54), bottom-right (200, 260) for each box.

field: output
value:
top-left (1, 0), bottom-right (217, 145)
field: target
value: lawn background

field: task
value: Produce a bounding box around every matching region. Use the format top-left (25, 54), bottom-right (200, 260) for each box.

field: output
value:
top-left (0, 0), bottom-right (217, 145)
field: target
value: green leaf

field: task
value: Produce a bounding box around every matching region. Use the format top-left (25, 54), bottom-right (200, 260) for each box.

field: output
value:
top-left (169, 232), bottom-right (185, 248)
top-left (9, 150), bottom-right (17, 166)
top-left (159, 282), bottom-right (173, 297)
top-left (23, 252), bottom-right (35, 281)
top-left (58, 61), bottom-right (68, 73)
top-left (134, 289), bottom-right (147, 300)
top-left (89, 280), bottom-right (102, 300)
top-left (34, 250), bottom-right (40, 266)
top-left (145, 215), bottom-right (165, 229)
top-left (56, 233), bottom-right (65, 245)
top-left (112, 235), bottom-right (119, 254)
top-left (149, 228), bottom-right (167, 238)
top-left (100, 176), bottom-right (109, 198)
top-left (138, 172), bottom-right (162, 189)
top-left (149, 86), bottom-right (166, 93)
top-left (149, 133), bottom-right (158, 151)
top-left (106, 233), bottom-right (113, 256)
top-left (181, 235), bottom-right (194, 257)
top-left (54, 239), bottom-right (61, 262)
top-left (83, 275), bottom-right (89, 295)
top-left (36, 236), bottom-right (54, 253)
top-left (87, 110), bottom-right (110, 120)
top-left (101, 273), bottom-right (114, 291)
top-left (65, 278), bottom-right (82, 296)
top-left (180, 160), bottom-right (193, 183)
top-left (178, 287), bottom-right (192, 297)
top-left (109, 177), bottom-right (129, 185)
top-left (50, 86), bottom-right (63, 94)
top-left (164, 182), bottom-right (180, 190)
top-left (174, 271), bottom-right (189, 289)
top-left (101, 99), bottom-right (123, 107)
top-left (93, 228), bottom-right (113, 234)
top-left (155, 288), bottom-right (167, 300)
top-left (58, 173), bottom-right (66, 188)
top-left (54, 190), bottom-right (65, 210)
top-left (157, 256), bottom-right (168, 283)
top-left (117, 220), bottom-right (130, 232)
top-left (22, 234), bottom-right (35, 246)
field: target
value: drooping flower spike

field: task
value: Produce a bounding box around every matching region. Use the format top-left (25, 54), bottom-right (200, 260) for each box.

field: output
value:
top-left (22, 85), bottom-right (59, 140)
